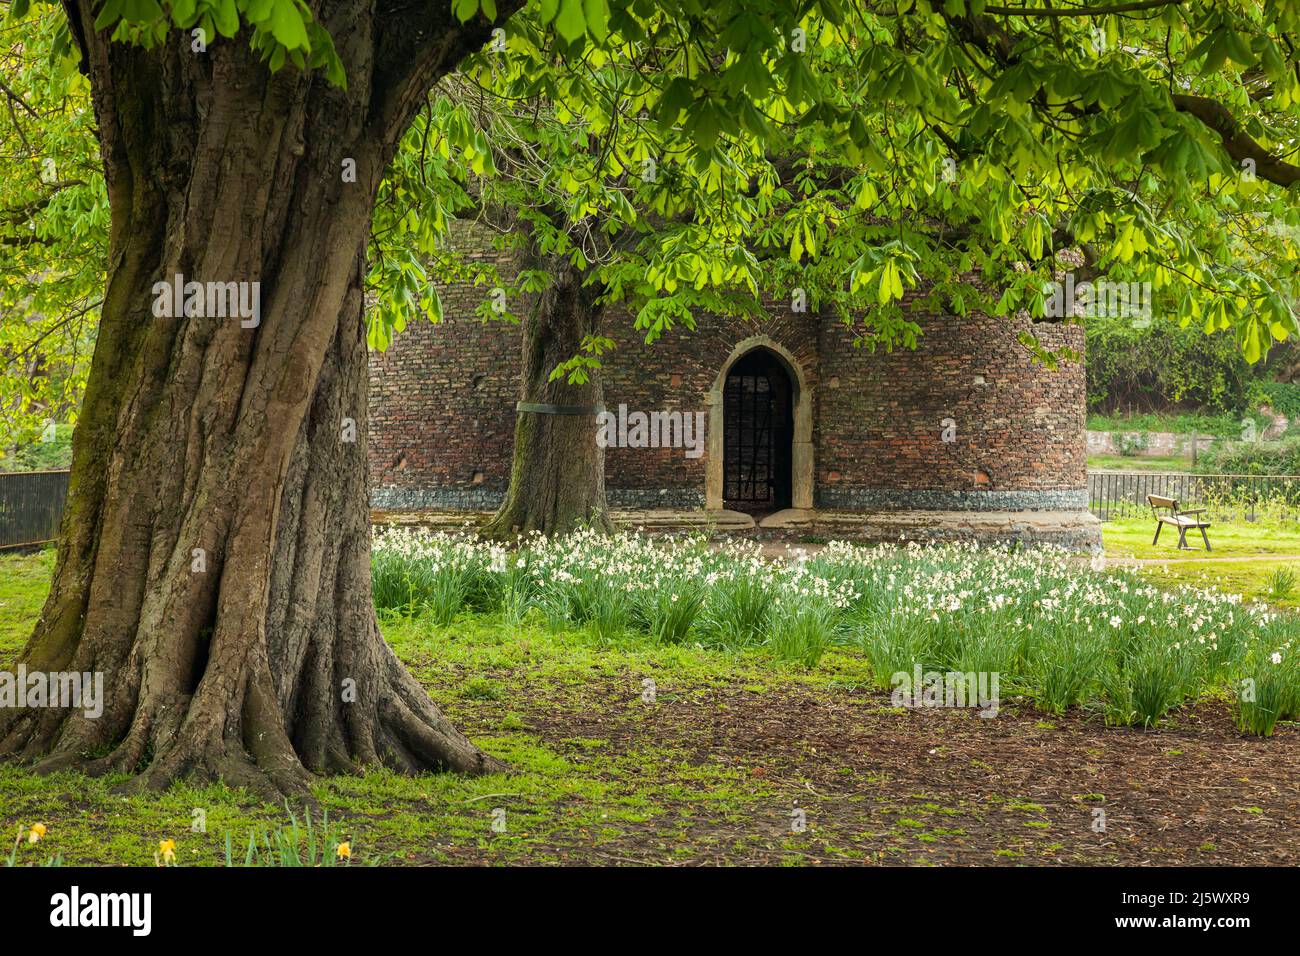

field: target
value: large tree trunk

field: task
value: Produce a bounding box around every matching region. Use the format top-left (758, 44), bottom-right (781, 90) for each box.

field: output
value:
top-left (0, 2), bottom-right (512, 797)
top-left (483, 262), bottom-right (612, 539)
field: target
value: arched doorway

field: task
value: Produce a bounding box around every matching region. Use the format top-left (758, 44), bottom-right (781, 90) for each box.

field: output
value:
top-left (722, 348), bottom-right (794, 513)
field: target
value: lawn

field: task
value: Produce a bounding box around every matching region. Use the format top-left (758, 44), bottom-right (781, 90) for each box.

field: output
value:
top-left (1102, 515), bottom-right (1300, 559)
top-left (0, 548), bottom-right (54, 654)
top-left (1101, 515), bottom-right (1300, 611)
top-left (1139, 559), bottom-right (1300, 611)
top-left (2, 533), bottom-right (1299, 867)
top-left (1087, 454), bottom-right (1194, 472)
top-left (1101, 515), bottom-right (1300, 616)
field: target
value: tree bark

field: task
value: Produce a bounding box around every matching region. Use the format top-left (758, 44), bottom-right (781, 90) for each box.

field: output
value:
top-left (0, 2), bottom-right (513, 797)
top-left (482, 262), bottom-right (613, 539)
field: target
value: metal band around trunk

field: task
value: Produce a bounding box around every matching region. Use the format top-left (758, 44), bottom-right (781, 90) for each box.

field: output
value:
top-left (515, 402), bottom-right (605, 416)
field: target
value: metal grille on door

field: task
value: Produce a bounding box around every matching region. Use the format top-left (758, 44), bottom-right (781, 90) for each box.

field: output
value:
top-left (724, 370), bottom-right (776, 504)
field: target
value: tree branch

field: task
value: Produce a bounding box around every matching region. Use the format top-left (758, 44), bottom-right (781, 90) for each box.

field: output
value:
top-left (1172, 93), bottom-right (1300, 187)
top-left (948, 12), bottom-right (1300, 189)
top-left (368, 0), bottom-right (526, 148)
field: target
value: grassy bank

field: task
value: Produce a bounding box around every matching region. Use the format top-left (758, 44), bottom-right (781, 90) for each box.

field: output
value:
top-left (1101, 516), bottom-right (1300, 559)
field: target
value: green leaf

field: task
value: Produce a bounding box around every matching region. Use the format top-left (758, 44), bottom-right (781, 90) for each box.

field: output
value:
top-left (555, 0), bottom-right (585, 43)
top-left (582, 0), bottom-right (608, 41)
top-left (120, 0), bottom-right (162, 22)
top-left (326, 51), bottom-right (347, 88)
top-left (93, 0), bottom-right (124, 30)
top-left (268, 0), bottom-right (309, 49)
top-left (213, 0), bottom-right (240, 38)
top-left (1242, 320), bottom-right (1262, 364)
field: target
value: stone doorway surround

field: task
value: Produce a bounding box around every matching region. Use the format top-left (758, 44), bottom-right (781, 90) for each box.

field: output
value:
top-left (705, 336), bottom-right (814, 511)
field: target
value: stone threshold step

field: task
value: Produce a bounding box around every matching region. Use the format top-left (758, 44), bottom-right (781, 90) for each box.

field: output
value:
top-left (369, 508), bottom-right (756, 532)
top-left (370, 507), bottom-right (1100, 545)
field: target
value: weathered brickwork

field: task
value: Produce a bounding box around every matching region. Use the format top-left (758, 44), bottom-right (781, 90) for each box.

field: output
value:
top-left (368, 232), bottom-right (523, 511)
top-left (816, 311), bottom-right (1087, 510)
top-left (368, 251), bottom-right (1088, 516)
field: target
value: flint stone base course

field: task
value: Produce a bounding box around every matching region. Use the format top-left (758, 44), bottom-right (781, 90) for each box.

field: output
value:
top-left (607, 488), bottom-right (708, 509)
top-left (371, 487), bottom-right (506, 512)
top-left (368, 487), bottom-right (1090, 515)
top-left (758, 508), bottom-right (1104, 553)
top-left (370, 488), bottom-right (709, 512)
top-left (815, 487), bottom-right (1090, 512)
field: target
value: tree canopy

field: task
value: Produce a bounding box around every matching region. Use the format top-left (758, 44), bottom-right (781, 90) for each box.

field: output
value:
top-left (4, 0), bottom-right (1300, 442)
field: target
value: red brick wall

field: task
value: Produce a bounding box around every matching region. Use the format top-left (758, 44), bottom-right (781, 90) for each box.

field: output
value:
top-left (369, 311), bottom-right (521, 509)
top-left (368, 227), bottom-right (524, 510)
top-left (368, 250), bottom-right (1087, 512)
top-left (816, 312), bottom-right (1087, 509)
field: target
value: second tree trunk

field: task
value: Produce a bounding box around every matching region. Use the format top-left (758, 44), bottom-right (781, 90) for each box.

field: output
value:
top-left (484, 265), bottom-right (612, 538)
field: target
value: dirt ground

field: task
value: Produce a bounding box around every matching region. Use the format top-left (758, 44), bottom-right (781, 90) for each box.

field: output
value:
top-left (444, 668), bottom-right (1300, 866)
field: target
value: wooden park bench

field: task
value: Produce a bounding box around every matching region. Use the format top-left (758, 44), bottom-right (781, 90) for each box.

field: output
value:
top-left (1147, 494), bottom-right (1212, 551)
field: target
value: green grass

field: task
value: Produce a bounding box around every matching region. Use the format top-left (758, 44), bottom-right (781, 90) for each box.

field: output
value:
top-left (1132, 559), bottom-right (1300, 610)
top-left (0, 547), bottom-right (865, 866)
top-left (1102, 516), bottom-right (1300, 559)
top-left (1, 740), bottom-right (758, 867)
top-left (1088, 454), bottom-right (1194, 472)
top-left (0, 548), bottom-right (55, 662)
top-left (0, 610), bottom-right (846, 866)
top-left (1102, 514), bottom-right (1300, 611)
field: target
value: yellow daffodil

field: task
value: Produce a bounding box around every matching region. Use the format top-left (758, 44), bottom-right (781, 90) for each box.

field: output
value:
top-left (336, 841), bottom-right (351, 861)
top-left (27, 822), bottom-right (47, 844)
top-left (158, 839), bottom-right (176, 863)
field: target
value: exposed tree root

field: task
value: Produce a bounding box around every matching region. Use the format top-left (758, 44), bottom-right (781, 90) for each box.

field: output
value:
top-left (1, 628), bottom-right (505, 805)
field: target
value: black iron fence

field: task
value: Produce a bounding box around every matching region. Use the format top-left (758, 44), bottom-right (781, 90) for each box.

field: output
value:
top-left (0, 470), bottom-right (69, 550)
top-left (1089, 471), bottom-right (1300, 523)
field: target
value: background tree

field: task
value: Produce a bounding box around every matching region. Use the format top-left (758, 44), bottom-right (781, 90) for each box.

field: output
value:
top-left (0, 11), bottom-right (105, 458)
top-left (370, 24), bottom-right (787, 536)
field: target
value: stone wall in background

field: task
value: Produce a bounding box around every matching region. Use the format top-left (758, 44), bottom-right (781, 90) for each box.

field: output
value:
top-left (1085, 430), bottom-right (1214, 458)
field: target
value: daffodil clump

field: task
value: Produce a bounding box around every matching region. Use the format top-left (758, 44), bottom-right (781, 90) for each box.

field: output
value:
top-left (6, 828), bottom-right (358, 868)
top-left (156, 839), bottom-right (176, 866)
top-left (371, 527), bottom-right (511, 626)
top-left (371, 529), bottom-right (1299, 733)
top-left (4, 822), bottom-right (60, 867)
